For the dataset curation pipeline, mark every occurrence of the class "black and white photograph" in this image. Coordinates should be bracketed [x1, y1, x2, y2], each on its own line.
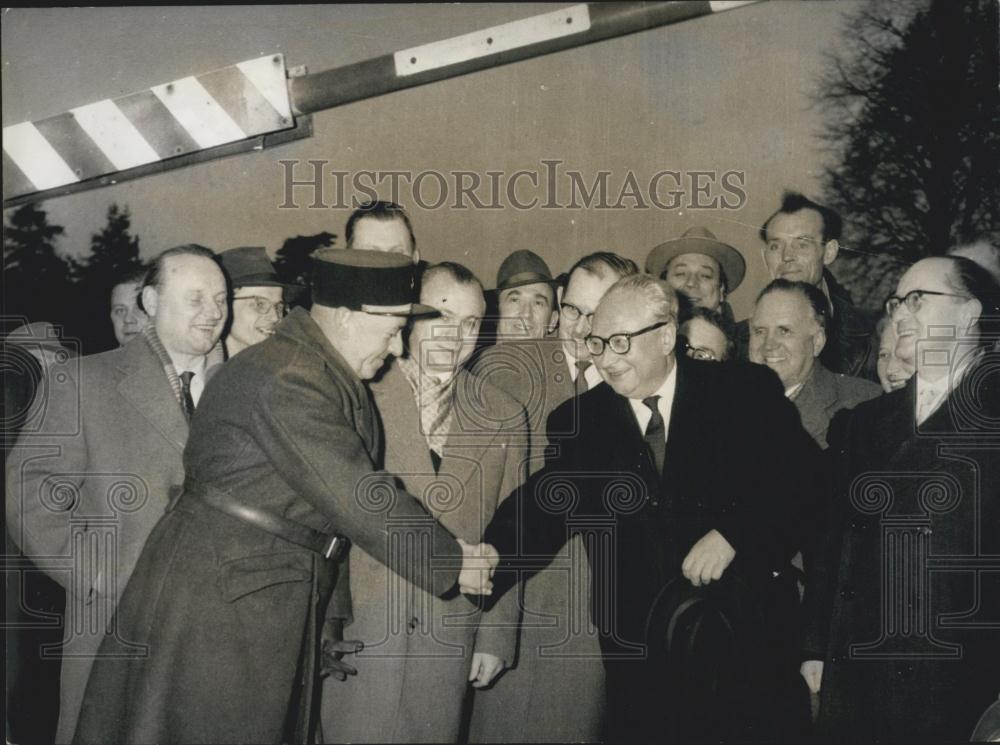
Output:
[3, 2, 999, 743]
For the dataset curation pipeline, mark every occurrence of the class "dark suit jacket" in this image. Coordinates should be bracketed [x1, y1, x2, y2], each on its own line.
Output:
[487, 356, 823, 652]
[802, 358, 1000, 741]
[736, 271, 879, 381]
[792, 362, 882, 448]
[74, 309, 464, 744]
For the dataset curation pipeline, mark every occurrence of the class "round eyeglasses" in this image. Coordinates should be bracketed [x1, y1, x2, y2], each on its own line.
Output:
[234, 296, 288, 317]
[585, 320, 670, 356]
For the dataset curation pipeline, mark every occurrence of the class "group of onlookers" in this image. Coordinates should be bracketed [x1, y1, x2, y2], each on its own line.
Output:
[4, 192, 999, 743]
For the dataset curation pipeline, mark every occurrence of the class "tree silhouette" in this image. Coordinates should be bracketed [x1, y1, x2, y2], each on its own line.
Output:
[273, 231, 337, 308]
[72, 204, 145, 351]
[815, 0, 1000, 267]
[2, 203, 75, 338]
[82, 204, 142, 279]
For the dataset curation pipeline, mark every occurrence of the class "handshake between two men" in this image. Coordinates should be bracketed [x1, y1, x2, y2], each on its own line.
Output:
[456, 528, 737, 596]
[457, 539, 500, 595]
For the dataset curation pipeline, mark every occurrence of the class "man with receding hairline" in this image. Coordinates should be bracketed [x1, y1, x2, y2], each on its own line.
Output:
[7, 244, 229, 744]
[485, 273, 822, 742]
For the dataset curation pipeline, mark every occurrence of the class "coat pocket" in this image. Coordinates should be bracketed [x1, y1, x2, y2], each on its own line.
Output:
[218, 551, 313, 602]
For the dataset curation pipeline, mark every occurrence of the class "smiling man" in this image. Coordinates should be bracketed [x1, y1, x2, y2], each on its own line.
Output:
[801, 254, 1000, 741]
[749, 279, 880, 448]
[493, 249, 559, 340]
[219, 246, 299, 358]
[645, 226, 745, 317]
[485, 273, 822, 742]
[736, 192, 877, 379]
[6, 244, 229, 744]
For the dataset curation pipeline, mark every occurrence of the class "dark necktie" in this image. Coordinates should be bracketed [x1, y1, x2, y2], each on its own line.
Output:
[642, 395, 665, 476]
[179, 371, 196, 421]
[574, 359, 592, 396]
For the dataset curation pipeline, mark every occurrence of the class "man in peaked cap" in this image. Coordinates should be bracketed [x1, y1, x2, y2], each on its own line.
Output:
[218, 246, 301, 357]
[73, 250, 499, 745]
[645, 226, 746, 318]
[494, 249, 560, 340]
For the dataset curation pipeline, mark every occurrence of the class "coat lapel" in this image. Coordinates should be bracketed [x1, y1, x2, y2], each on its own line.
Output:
[115, 339, 189, 452]
[795, 365, 838, 444]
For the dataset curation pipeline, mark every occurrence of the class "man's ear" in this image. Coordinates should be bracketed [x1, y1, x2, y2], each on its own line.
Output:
[141, 286, 158, 318]
[662, 321, 677, 356]
[547, 308, 559, 335]
[556, 284, 565, 306]
[822, 239, 840, 267]
[813, 325, 827, 357]
[962, 298, 983, 337]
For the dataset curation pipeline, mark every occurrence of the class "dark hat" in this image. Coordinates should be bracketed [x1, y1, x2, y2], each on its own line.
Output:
[311, 249, 437, 316]
[644, 574, 765, 701]
[496, 249, 558, 292]
[219, 246, 300, 290]
[645, 227, 747, 292]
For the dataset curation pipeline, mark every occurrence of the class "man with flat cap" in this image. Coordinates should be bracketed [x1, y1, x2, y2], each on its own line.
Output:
[219, 246, 300, 357]
[645, 226, 745, 320]
[73, 250, 498, 745]
[492, 249, 559, 340]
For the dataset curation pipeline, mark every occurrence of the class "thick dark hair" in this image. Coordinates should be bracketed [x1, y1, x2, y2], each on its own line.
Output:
[345, 200, 416, 254]
[756, 278, 831, 331]
[680, 306, 736, 361]
[137, 244, 217, 313]
[945, 255, 1000, 349]
[420, 261, 484, 295]
[759, 191, 843, 244]
[567, 251, 639, 283]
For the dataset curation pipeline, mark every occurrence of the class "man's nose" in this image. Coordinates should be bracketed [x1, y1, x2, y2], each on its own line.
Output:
[388, 331, 404, 357]
[684, 274, 698, 288]
[781, 242, 796, 262]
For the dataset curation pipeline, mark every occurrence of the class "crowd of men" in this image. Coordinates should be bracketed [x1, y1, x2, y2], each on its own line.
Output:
[4, 193, 1000, 744]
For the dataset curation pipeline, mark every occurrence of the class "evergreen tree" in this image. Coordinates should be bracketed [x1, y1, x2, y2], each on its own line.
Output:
[274, 231, 337, 308]
[816, 0, 1000, 263]
[2, 203, 74, 337]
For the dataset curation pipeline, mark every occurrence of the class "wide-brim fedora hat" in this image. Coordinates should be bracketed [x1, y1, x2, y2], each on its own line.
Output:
[311, 248, 438, 317]
[645, 227, 747, 292]
[495, 249, 559, 292]
[644, 573, 765, 698]
[219, 246, 303, 291]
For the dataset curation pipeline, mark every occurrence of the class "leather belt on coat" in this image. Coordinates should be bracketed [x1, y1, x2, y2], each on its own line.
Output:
[177, 481, 347, 561]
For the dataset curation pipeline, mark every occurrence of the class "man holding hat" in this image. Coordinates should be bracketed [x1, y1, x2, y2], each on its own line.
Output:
[219, 246, 300, 357]
[645, 226, 746, 318]
[73, 250, 498, 745]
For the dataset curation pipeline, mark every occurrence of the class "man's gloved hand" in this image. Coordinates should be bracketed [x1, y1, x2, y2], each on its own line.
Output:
[321, 618, 363, 682]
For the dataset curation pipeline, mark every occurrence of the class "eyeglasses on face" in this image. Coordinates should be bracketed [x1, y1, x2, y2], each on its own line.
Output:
[585, 320, 670, 356]
[234, 295, 288, 317]
[560, 302, 594, 324]
[683, 341, 718, 361]
[884, 289, 969, 316]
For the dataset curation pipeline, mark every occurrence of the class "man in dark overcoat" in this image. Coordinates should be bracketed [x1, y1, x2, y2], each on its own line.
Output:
[485, 273, 824, 742]
[72, 250, 497, 744]
[801, 255, 1000, 741]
